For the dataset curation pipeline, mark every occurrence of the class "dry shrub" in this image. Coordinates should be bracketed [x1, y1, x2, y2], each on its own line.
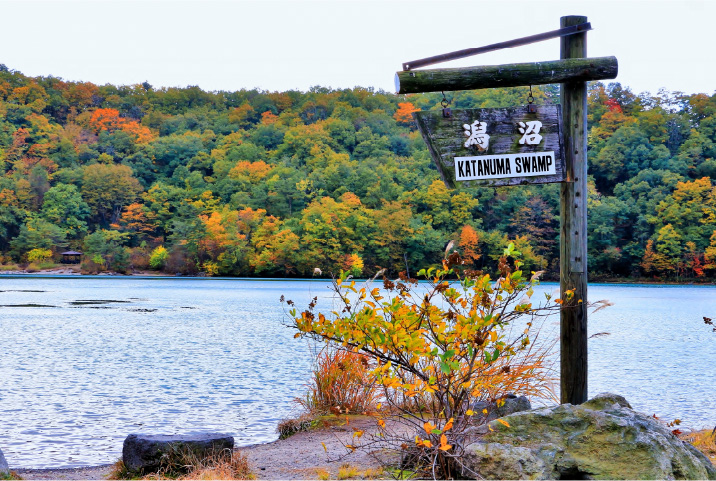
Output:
[27, 260, 56, 271]
[297, 349, 379, 415]
[80, 258, 104, 274]
[164, 246, 198, 275]
[129, 248, 150, 270]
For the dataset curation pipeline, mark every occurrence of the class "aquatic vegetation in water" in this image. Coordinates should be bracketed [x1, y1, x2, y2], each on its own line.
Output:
[0, 304, 56, 308]
[69, 300, 131, 305]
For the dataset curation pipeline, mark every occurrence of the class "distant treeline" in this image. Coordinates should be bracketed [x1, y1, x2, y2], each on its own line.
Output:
[0, 64, 715, 279]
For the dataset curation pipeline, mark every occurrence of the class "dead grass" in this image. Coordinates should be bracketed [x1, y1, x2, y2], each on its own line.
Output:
[337, 463, 359, 480]
[681, 428, 716, 463]
[107, 449, 254, 480]
[0, 471, 23, 480]
[277, 413, 319, 439]
[298, 349, 379, 416]
[315, 468, 331, 480]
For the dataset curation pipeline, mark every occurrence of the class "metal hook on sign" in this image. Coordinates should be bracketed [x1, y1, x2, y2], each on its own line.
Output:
[441, 91, 451, 118]
[527, 86, 537, 113]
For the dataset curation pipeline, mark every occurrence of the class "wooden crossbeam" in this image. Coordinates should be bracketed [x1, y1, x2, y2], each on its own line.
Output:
[395, 56, 617, 94]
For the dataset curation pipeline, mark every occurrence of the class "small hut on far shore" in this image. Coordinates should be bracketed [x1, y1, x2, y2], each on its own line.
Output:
[60, 251, 83, 264]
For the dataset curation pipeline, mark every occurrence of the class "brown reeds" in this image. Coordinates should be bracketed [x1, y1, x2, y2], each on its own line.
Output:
[297, 349, 379, 415]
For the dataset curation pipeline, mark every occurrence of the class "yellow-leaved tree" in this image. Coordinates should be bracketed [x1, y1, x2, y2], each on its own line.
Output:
[285, 244, 566, 478]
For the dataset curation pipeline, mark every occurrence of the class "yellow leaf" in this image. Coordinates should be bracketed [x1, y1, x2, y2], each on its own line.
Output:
[439, 434, 451, 451]
[482, 408, 488, 415]
[424, 422, 436, 434]
[497, 419, 510, 428]
[466, 410, 474, 416]
[422, 440, 432, 448]
[353, 429, 364, 438]
[322, 442, 327, 452]
[377, 419, 385, 428]
[376, 403, 382, 410]
[443, 418, 454, 432]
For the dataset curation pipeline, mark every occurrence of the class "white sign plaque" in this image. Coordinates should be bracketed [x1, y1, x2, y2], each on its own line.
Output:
[454, 151, 556, 181]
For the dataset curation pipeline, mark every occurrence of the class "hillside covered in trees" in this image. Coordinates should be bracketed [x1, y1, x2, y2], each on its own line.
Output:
[1, 64, 715, 280]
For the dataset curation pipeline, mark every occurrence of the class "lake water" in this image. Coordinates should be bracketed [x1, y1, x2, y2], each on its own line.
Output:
[0, 276, 714, 469]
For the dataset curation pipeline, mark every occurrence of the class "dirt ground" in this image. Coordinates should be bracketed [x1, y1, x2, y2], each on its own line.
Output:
[13, 417, 394, 480]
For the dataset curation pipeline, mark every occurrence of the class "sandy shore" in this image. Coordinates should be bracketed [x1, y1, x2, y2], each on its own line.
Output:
[13, 417, 389, 480]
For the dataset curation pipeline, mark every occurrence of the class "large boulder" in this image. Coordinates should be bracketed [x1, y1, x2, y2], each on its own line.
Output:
[462, 393, 716, 480]
[122, 433, 234, 474]
[472, 394, 532, 423]
[0, 447, 8, 476]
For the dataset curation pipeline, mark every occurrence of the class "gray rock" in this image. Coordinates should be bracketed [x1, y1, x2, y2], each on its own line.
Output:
[122, 432, 234, 474]
[0, 446, 8, 475]
[462, 393, 716, 480]
[471, 394, 532, 424]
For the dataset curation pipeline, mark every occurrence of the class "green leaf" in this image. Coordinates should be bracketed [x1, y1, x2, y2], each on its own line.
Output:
[440, 361, 451, 374]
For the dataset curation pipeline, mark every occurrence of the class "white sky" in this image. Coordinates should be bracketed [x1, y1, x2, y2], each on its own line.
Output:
[0, 0, 713, 97]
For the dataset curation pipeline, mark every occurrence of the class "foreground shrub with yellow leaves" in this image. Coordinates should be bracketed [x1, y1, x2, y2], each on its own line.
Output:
[285, 244, 563, 479]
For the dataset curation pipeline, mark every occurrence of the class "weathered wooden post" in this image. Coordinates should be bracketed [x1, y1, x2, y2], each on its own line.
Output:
[560, 15, 589, 405]
[395, 15, 614, 405]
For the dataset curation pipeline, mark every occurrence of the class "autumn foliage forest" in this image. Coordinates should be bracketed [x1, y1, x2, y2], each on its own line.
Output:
[1, 64, 715, 280]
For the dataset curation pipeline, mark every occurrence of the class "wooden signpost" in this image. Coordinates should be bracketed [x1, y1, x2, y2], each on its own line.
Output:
[413, 104, 566, 188]
[397, 16, 617, 405]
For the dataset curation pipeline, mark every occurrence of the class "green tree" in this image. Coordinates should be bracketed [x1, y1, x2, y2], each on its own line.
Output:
[40, 184, 90, 238]
[83, 229, 130, 272]
[9, 217, 67, 260]
[81, 163, 143, 226]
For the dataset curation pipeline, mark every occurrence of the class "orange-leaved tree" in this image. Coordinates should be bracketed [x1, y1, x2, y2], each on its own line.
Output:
[394, 102, 420, 124]
[286, 244, 563, 479]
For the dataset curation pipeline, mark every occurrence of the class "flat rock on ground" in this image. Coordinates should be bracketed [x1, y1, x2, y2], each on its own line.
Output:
[15, 417, 389, 480]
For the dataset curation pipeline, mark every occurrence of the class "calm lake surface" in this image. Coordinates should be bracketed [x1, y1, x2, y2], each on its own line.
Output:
[0, 276, 714, 468]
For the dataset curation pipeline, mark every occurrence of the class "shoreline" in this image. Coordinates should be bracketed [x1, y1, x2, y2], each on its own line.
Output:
[2, 266, 716, 286]
[10, 417, 387, 480]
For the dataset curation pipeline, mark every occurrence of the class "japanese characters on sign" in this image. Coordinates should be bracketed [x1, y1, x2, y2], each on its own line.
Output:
[413, 105, 565, 188]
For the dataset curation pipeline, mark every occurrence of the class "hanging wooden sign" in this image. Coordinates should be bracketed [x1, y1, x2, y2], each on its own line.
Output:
[414, 104, 566, 189]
